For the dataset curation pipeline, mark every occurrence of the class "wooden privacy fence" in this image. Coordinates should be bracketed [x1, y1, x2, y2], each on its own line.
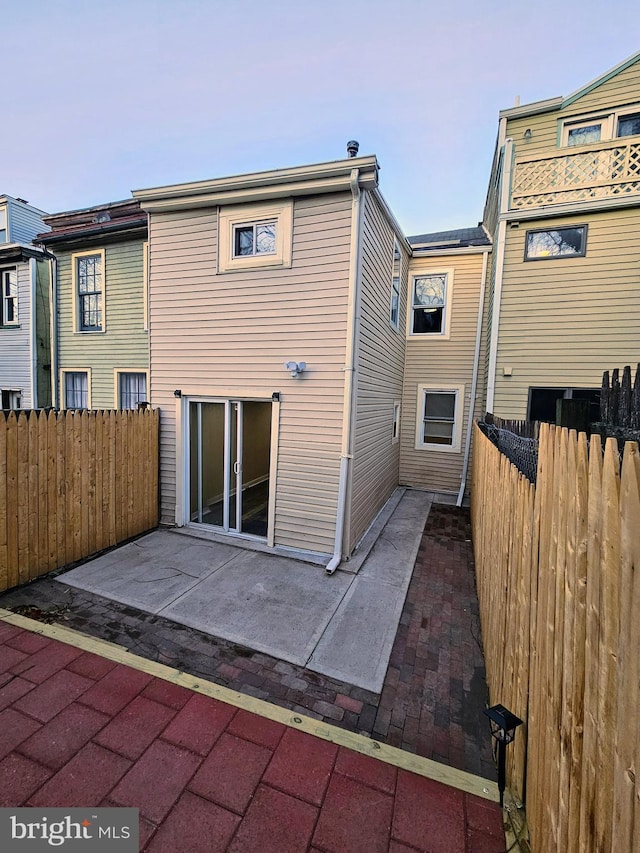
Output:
[471, 421, 640, 852]
[0, 408, 159, 593]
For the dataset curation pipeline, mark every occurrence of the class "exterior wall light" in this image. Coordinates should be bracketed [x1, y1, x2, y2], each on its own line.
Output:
[284, 361, 306, 378]
[483, 703, 523, 806]
[523, 128, 532, 139]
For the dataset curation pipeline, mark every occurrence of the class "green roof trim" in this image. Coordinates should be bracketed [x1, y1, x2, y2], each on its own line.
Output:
[562, 50, 640, 109]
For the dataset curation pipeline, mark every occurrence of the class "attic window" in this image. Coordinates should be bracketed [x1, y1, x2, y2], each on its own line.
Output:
[218, 200, 293, 273]
[233, 221, 277, 257]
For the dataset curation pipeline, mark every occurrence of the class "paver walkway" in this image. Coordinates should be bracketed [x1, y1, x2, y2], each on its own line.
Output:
[0, 620, 505, 852]
[0, 505, 495, 780]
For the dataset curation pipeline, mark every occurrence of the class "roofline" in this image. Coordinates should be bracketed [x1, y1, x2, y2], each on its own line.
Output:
[0, 242, 48, 260]
[44, 198, 138, 223]
[410, 245, 492, 257]
[371, 187, 411, 252]
[562, 50, 640, 108]
[499, 97, 563, 120]
[133, 155, 379, 211]
[0, 195, 48, 217]
[37, 219, 148, 246]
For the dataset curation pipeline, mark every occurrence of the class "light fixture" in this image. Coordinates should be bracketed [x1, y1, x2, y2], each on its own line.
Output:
[523, 128, 532, 140]
[284, 361, 306, 378]
[483, 704, 523, 806]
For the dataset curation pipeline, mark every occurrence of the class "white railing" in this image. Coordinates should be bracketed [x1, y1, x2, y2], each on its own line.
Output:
[511, 139, 640, 208]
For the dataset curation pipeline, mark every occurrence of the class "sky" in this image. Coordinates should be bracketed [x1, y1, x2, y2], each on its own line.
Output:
[3, 0, 639, 235]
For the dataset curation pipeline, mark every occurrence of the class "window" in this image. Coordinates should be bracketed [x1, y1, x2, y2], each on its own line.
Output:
[410, 270, 453, 336]
[1, 268, 18, 325]
[0, 208, 6, 243]
[233, 221, 276, 257]
[525, 226, 587, 260]
[617, 112, 640, 138]
[392, 401, 401, 443]
[390, 240, 401, 330]
[560, 105, 640, 147]
[1, 390, 21, 410]
[415, 385, 464, 452]
[117, 372, 147, 410]
[73, 250, 105, 332]
[63, 371, 89, 409]
[218, 200, 293, 273]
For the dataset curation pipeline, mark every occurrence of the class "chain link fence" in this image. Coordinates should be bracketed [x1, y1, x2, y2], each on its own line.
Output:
[478, 421, 539, 484]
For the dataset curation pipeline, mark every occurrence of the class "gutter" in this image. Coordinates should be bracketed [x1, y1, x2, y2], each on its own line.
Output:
[326, 168, 364, 575]
[29, 258, 38, 408]
[457, 248, 490, 507]
[49, 254, 58, 408]
[486, 137, 514, 412]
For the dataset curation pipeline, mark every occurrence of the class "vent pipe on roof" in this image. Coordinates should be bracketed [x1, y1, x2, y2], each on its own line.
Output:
[346, 140, 359, 158]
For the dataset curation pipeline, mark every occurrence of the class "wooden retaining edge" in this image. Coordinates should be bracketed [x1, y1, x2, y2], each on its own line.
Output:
[0, 608, 499, 803]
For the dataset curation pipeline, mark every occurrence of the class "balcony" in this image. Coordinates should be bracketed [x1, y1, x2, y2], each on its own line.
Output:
[511, 138, 640, 209]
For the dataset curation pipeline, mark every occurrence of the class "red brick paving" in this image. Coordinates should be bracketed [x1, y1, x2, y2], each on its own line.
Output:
[0, 623, 505, 851]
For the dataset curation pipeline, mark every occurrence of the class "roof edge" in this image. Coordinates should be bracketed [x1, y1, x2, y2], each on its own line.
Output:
[562, 50, 640, 109]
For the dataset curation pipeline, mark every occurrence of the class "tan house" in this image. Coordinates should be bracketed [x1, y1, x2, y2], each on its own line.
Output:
[400, 227, 491, 504]
[482, 50, 640, 421]
[133, 152, 411, 565]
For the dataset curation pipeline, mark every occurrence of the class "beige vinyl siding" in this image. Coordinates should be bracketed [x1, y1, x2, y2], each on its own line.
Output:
[57, 240, 149, 408]
[348, 192, 407, 553]
[0, 261, 33, 406]
[492, 208, 640, 419]
[507, 58, 640, 167]
[400, 252, 488, 497]
[149, 193, 353, 554]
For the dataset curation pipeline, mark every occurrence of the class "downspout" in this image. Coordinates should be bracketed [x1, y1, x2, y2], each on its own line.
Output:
[326, 167, 363, 574]
[485, 137, 514, 412]
[457, 248, 489, 507]
[48, 254, 58, 408]
[29, 257, 38, 408]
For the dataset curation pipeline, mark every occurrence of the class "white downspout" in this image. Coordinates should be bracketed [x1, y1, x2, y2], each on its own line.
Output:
[326, 168, 363, 574]
[486, 137, 514, 412]
[457, 249, 489, 507]
[49, 255, 58, 408]
[29, 257, 38, 409]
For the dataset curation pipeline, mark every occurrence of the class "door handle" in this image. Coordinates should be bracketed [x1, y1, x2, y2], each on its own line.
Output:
[233, 461, 240, 475]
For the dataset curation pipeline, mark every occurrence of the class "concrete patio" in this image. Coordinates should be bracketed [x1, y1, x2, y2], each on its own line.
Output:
[55, 489, 432, 694]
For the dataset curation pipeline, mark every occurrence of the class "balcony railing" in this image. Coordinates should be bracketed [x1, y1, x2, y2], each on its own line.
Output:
[511, 138, 640, 209]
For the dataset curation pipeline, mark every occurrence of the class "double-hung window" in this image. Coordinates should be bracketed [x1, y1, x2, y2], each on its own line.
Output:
[64, 371, 89, 409]
[415, 385, 464, 452]
[117, 372, 147, 410]
[410, 269, 453, 337]
[1, 268, 18, 325]
[73, 250, 105, 332]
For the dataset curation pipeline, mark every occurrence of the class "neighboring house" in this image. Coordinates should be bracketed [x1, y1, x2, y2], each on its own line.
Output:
[0, 195, 51, 410]
[133, 153, 411, 562]
[37, 200, 149, 411]
[400, 227, 491, 503]
[482, 49, 640, 421]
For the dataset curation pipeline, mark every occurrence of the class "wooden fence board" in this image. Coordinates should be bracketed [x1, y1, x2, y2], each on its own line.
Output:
[0, 409, 159, 593]
[472, 422, 640, 853]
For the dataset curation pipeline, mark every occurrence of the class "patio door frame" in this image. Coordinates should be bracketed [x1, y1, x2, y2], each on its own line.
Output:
[177, 392, 279, 546]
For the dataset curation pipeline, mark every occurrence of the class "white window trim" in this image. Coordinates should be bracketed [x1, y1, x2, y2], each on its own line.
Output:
[392, 401, 401, 444]
[559, 103, 640, 147]
[390, 238, 401, 331]
[60, 368, 92, 410]
[407, 266, 454, 340]
[1, 267, 18, 326]
[72, 249, 106, 334]
[218, 200, 293, 273]
[414, 384, 465, 453]
[114, 369, 149, 409]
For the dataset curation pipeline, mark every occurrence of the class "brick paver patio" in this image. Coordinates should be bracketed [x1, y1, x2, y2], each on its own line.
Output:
[0, 620, 504, 852]
[0, 505, 495, 782]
